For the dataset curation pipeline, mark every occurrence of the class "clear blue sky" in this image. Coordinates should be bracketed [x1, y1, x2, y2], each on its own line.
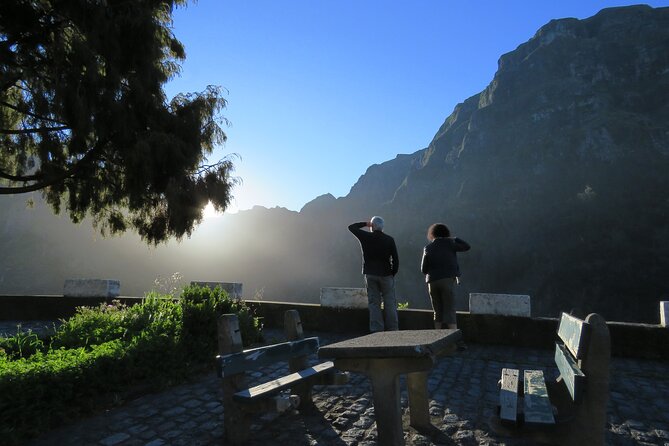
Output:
[165, 0, 668, 213]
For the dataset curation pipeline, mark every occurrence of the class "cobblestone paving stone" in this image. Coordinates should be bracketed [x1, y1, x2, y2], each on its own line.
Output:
[18, 329, 669, 446]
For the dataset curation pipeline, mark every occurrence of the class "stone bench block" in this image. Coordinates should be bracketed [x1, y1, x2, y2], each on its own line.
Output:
[63, 279, 120, 298]
[661, 301, 668, 327]
[469, 293, 531, 317]
[191, 281, 242, 299]
[320, 287, 368, 309]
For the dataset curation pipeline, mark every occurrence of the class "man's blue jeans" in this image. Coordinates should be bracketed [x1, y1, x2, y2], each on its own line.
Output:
[365, 274, 399, 332]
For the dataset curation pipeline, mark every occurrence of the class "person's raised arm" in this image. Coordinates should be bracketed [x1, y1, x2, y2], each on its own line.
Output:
[348, 221, 369, 236]
[453, 237, 471, 252]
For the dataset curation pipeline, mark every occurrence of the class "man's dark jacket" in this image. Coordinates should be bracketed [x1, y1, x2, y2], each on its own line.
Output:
[348, 222, 399, 277]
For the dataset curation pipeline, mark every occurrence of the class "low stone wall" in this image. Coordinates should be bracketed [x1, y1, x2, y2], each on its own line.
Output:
[2, 295, 667, 360]
[244, 300, 669, 360]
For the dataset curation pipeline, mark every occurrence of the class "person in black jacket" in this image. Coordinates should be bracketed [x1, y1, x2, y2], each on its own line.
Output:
[348, 216, 399, 332]
[421, 223, 470, 330]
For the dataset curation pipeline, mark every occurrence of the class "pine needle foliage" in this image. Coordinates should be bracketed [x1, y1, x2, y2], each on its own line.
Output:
[0, 0, 236, 243]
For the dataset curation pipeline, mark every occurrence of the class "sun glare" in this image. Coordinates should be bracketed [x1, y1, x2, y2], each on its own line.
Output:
[202, 201, 223, 219]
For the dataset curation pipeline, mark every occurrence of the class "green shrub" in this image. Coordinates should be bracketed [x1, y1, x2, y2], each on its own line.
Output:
[0, 285, 261, 445]
[180, 285, 262, 362]
[0, 328, 45, 359]
[0, 340, 127, 441]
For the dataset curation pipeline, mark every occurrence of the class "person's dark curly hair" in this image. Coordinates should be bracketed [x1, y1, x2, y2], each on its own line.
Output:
[427, 223, 451, 239]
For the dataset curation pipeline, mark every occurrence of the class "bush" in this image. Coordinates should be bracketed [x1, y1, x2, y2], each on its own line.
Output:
[0, 285, 261, 445]
[0, 328, 45, 359]
[180, 285, 262, 362]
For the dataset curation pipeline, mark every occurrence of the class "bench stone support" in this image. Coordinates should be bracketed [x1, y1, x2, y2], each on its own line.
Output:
[284, 310, 313, 408]
[63, 279, 120, 298]
[217, 315, 249, 445]
[561, 313, 610, 446]
[469, 293, 531, 317]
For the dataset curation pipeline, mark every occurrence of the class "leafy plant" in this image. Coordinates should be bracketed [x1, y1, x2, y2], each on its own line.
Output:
[0, 285, 261, 445]
[0, 327, 45, 359]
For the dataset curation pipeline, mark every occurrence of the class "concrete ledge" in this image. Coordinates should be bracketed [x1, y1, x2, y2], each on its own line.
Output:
[190, 281, 242, 299]
[320, 287, 367, 309]
[608, 320, 669, 359]
[469, 293, 531, 317]
[63, 279, 120, 298]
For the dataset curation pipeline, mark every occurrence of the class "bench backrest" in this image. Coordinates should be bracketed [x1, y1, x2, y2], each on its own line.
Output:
[554, 313, 592, 402]
[557, 312, 591, 359]
[217, 336, 319, 377]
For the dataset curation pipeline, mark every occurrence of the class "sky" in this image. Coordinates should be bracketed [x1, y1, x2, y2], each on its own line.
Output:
[164, 0, 669, 214]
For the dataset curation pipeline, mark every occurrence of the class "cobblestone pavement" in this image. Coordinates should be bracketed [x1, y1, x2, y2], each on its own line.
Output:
[20, 329, 669, 446]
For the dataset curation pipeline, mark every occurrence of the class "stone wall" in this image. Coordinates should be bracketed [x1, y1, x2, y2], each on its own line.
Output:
[244, 300, 669, 360]
[1, 295, 667, 360]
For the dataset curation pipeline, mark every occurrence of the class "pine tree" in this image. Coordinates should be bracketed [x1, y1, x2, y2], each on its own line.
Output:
[0, 0, 235, 243]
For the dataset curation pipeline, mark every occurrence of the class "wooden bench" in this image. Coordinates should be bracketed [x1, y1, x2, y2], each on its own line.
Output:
[217, 310, 347, 444]
[491, 312, 611, 446]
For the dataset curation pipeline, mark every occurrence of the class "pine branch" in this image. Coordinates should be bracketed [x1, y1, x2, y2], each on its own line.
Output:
[0, 125, 69, 135]
[0, 100, 67, 125]
[0, 169, 42, 182]
[0, 175, 66, 194]
[0, 142, 103, 195]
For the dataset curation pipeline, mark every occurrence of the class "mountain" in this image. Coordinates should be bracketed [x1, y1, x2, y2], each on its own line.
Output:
[1, 5, 668, 322]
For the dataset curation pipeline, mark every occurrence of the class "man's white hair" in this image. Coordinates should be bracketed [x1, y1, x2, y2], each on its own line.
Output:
[370, 216, 384, 231]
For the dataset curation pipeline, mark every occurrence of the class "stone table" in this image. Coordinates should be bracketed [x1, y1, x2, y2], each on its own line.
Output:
[318, 329, 461, 446]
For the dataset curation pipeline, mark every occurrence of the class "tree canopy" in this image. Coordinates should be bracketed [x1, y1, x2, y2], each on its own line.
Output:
[0, 0, 236, 243]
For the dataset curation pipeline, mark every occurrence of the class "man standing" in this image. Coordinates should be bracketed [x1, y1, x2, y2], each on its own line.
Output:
[348, 216, 399, 332]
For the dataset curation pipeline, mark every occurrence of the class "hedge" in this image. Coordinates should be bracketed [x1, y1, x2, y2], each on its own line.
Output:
[0, 285, 262, 445]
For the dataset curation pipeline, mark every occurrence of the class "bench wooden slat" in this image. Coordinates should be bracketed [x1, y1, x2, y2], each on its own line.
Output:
[557, 312, 591, 359]
[499, 368, 519, 423]
[233, 361, 335, 402]
[218, 337, 320, 377]
[554, 342, 586, 402]
[523, 370, 556, 425]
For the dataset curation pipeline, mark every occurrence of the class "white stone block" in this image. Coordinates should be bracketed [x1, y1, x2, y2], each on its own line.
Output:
[320, 287, 368, 309]
[661, 301, 669, 327]
[63, 279, 120, 298]
[191, 281, 242, 299]
[469, 293, 531, 317]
